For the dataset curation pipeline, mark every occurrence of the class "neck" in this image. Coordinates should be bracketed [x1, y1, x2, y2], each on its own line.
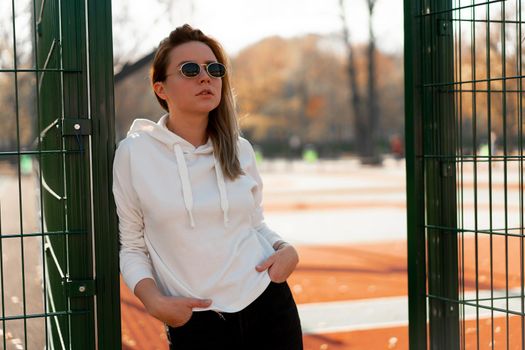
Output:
[166, 112, 208, 147]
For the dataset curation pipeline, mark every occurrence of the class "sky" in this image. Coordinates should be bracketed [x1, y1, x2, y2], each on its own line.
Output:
[112, 0, 404, 61]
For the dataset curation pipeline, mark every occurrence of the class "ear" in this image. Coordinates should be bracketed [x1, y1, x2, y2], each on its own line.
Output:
[153, 81, 168, 101]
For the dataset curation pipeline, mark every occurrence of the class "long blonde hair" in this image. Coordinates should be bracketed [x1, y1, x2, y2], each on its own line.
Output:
[150, 24, 243, 180]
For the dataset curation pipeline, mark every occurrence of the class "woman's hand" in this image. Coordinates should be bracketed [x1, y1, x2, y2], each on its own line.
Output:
[134, 278, 212, 328]
[146, 295, 212, 328]
[255, 244, 299, 283]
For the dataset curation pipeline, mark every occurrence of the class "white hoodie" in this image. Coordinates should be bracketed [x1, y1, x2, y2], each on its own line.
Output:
[113, 114, 283, 312]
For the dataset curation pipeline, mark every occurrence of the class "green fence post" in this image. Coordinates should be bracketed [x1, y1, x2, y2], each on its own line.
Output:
[36, 0, 80, 346]
[406, 0, 460, 348]
[37, 0, 120, 348]
[87, 0, 122, 348]
[407, 0, 525, 348]
[59, 0, 96, 348]
[424, 1, 460, 349]
[404, 0, 428, 348]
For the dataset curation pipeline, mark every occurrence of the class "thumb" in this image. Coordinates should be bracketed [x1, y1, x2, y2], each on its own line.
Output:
[187, 298, 213, 308]
[256, 255, 275, 272]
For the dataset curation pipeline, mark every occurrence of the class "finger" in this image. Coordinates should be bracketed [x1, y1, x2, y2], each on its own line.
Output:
[256, 255, 275, 272]
[187, 298, 213, 308]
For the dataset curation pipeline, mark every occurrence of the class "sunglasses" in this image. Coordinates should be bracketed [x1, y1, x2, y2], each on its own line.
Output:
[173, 62, 227, 79]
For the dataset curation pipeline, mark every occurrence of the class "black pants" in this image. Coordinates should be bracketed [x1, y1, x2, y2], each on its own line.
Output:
[167, 281, 303, 350]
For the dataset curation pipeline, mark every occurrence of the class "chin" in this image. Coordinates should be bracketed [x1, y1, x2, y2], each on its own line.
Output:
[201, 102, 221, 113]
[191, 107, 219, 116]
[181, 100, 220, 115]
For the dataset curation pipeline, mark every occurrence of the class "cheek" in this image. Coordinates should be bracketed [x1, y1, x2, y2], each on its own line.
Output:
[174, 82, 188, 95]
[168, 83, 189, 102]
[214, 80, 223, 103]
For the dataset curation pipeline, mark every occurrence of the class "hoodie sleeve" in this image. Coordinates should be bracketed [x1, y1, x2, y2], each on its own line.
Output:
[113, 140, 155, 293]
[241, 139, 284, 247]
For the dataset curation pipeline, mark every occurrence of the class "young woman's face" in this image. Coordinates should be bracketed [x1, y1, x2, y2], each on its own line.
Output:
[154, 41, 222, 116]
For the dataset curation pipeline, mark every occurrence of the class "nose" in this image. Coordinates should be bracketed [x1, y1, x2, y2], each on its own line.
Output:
[198, 65, 211, 83]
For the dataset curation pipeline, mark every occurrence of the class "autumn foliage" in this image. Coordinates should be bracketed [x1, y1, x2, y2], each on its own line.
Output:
[114, 33, 404, 156]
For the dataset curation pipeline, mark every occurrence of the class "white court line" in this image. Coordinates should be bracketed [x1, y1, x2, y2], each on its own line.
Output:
[0, 175, 8, 198]
[298, 288, 524, 335]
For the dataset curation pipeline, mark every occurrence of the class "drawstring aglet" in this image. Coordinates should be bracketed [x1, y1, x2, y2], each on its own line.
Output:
[188, 211, 196, 228]
[223, 212, 229, 228]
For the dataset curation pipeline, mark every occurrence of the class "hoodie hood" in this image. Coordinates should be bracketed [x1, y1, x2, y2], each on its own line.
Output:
[128, 114, 229, 228]
[128, 114, 214, 154]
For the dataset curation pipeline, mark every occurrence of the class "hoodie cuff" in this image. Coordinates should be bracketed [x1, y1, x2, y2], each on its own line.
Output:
[123, 267, 156, 294]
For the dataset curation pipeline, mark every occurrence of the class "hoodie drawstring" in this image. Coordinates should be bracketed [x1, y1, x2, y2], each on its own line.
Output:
[213, 155, 230, 227]
[173, 144, 230, 228]
[174, 144, 196, 228]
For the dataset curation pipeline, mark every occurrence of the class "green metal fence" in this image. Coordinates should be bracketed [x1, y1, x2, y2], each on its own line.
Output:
[406, 0, 525, 349]
[0, 0, 120, 348]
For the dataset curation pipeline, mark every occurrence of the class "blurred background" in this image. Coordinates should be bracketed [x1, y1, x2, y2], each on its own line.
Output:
[0, 0, 408, 349]
[111, 1, 409, 349]
[1, 0, 524, 349]
[112, 0, 405, 164]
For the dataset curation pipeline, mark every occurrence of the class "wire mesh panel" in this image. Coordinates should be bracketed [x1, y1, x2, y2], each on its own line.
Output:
[406, 0, 525, 349]
[0, 0, 119, 349]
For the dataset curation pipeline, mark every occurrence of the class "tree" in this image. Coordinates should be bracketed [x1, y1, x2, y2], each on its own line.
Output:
[339, 0, 366, 157]
[364, 0, 382, 164]
[0, 0, 37, 151]
[112, 0, 194, 71]
[339, 0, 382, 164]
[455, 6, 523, 153]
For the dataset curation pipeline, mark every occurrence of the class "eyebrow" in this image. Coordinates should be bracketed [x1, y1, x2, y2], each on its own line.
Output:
[176, 60, 217, 66]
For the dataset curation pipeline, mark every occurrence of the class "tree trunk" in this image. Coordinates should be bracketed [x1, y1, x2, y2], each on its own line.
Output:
[339, 0, 366, 157]
[364, 0, 382, 165]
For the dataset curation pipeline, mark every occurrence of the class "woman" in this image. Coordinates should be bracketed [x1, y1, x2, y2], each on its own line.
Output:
[113, 24, 303, 349]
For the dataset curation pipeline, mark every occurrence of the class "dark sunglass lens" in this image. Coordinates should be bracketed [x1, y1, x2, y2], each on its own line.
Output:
[181, 63, 200, 77]
[207, 63, 226, 78]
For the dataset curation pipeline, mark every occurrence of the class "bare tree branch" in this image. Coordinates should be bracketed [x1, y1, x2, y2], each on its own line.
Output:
[112, 0, 194, 72]
[339, 0, 366, 156]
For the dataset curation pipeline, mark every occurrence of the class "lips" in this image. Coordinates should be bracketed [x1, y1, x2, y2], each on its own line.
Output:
[196, 89, 213, 96]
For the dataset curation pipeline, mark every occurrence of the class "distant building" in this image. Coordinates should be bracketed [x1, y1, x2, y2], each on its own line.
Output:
[114, 51, 164, 141]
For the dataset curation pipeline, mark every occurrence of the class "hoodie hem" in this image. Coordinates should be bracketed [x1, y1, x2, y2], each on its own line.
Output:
[192, 272, 272, 313]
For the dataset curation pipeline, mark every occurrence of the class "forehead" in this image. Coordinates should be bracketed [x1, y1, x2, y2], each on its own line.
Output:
[168, 41, 218, 67]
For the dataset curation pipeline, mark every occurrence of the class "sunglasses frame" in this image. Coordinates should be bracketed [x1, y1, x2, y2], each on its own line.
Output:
[166, 61, 226, 79]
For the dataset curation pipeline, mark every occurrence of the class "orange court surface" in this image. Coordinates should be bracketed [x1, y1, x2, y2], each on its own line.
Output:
[120, 240, 524, 349]
[121, 242, 410, 350]
[120, 159, 524, 349]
